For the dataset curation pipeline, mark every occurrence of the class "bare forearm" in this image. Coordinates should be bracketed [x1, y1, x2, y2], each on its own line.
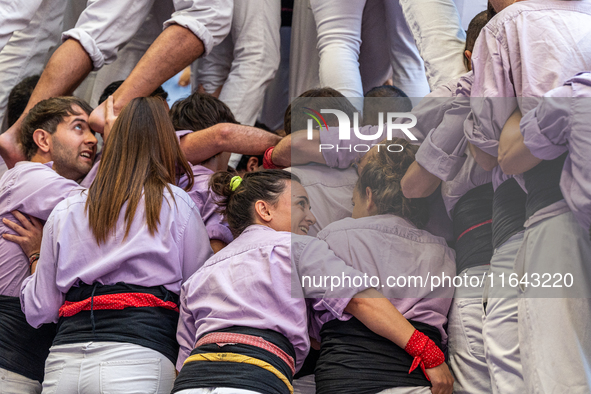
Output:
[273, 130, 326, 167]
[113, 25, 204, 111]
[498, 109, 541, 174]
[401, 161, 442, 199]
[344, 289, 416, 349]
[180, 124, 281, 164]
[19, 39, 92, 127]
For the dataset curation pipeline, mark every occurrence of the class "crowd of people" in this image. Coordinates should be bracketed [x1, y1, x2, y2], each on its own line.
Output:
[0, 0, 590, 394]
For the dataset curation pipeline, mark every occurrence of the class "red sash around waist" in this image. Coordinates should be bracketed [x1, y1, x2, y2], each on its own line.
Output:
[58, 292, 179, 318]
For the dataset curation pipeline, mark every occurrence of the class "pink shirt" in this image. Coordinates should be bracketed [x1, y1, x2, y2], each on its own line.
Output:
[20, 186, 213, 328]
[0, 162, 82, 297]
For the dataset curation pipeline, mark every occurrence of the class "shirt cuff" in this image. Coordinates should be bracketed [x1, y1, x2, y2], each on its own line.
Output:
[416, 134, 467, 182]
[206, 223, 233, 244]
[521, 111, 568, 160]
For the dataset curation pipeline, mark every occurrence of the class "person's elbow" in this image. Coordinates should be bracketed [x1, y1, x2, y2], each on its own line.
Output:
[470, 143, 498, 171]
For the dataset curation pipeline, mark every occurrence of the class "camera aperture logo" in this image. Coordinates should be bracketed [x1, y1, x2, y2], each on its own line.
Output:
[305, 109, 418, 153]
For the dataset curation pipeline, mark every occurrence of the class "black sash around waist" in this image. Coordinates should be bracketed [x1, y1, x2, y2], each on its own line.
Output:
[524, 153, 567, 221]
[172, 326, 296, 394]
[55, 283, 179, 365]
[453, 183, 494, 274]
[492, 178, 527, 249]
[0, 295, 56, 383]
[315, 317, 441, 394]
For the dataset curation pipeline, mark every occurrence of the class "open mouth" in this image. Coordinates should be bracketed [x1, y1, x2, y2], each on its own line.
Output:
[299, 226, 309, 235]
[80, 151, 93, 161]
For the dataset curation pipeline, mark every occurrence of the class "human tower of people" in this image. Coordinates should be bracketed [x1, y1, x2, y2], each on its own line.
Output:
[0, 0, 590, 394]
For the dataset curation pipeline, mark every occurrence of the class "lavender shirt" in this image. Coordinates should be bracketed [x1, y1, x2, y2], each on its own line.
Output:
[416, 72, 493, 217]
[176, 225, 371, 371]
[311, 215, 455, 344]
[0, 162, 82, 297]
[175, 130, 233, 244]
[20, 186, 213, 328]
[520, 72, 591, 231]
[467, 0, 591, 189]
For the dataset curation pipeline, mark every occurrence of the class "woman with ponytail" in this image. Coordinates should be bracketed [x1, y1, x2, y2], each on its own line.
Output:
[20, 97, 213, 393]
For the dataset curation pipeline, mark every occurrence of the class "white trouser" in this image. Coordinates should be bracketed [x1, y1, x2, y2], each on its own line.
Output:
[482, 231, 526, 394]
[0, 0, 69, 130]
[193, 0, 281, 127]
[258, 26, 291, 131]
[447, 264, 492, 394]
[0, 0, 44, 53]
[377, 388, 431, 394]
[41, 342, 175, 394]
[288, 0, 394, 101]
[310, 0, 430, 112]
[514, 211, 591, 394]
[398, 0, 467, 90]
[293, 374, 316, 394]
[73, 0, 174, 106]
[0, 367, 41, 394]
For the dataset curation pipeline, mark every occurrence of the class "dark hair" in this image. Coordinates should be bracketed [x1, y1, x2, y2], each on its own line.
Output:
[7, 75, 40, 127]
[284, 87, 357, 135]
[209, 169, 300, 237]
[86, 97, 193, 244]
[20, 96, 93, 160]
[169, 91, 239, 132]
[362, 85, 412, 127]
[236, 122, 275, 171]
[487, 1, 497, 19]
[464, 10, 490, 70]
[356, 138, 429, 228]
[98, 80, 168, 105]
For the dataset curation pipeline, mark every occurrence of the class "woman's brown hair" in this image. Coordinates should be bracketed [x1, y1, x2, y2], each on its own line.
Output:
[85, 97, 194, 244]
[356, 138, 429, 228]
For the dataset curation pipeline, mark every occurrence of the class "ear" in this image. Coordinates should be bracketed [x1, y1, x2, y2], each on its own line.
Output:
[33, 129, 52, 154]
[247, 156, 259, 172]
[365, 186, 376, 211]
[254, 200, 273, 223]
[464, 50, 472, 68]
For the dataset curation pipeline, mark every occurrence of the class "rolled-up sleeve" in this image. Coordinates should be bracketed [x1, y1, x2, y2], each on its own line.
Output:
[416, 96, 471, 181]
[63, 0, 155, 70]
[520, 95, 572, 161]
[166, 0, 233, 56]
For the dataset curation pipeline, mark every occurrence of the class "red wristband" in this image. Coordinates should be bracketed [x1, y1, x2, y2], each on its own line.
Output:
[404, 329, 445, 381]
[263, 146, 282, 169]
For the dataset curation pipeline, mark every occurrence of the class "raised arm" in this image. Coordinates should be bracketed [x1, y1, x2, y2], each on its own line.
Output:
[179, 123, 281, 165]
[401, 161, 441, 199]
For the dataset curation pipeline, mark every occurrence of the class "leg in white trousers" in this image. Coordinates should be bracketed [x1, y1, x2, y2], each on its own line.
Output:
[515, 211, 591, 394]
[194, 0, 281, 127]
[0, 367, 41, 394]
[41, 342, 175, 394]
[482, 231, 526, 394]
[447, 264, 492, 394]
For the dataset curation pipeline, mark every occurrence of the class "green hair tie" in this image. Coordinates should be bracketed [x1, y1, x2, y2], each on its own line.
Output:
[230, 176, 243, 191]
